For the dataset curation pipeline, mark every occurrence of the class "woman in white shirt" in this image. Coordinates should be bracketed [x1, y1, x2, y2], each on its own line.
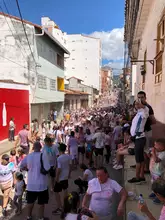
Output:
[74, 164, 93, 194]
[0, 154, 15, 216]
[82, 167, 127, 220]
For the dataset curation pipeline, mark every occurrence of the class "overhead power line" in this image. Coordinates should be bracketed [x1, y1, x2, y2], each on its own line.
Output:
[15, 0, 36, 64]
[0, 4, 27, 60]
[2, 0, 29, 58]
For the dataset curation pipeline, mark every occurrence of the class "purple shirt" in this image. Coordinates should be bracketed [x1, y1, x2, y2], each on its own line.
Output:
[18, 129, 29, 147]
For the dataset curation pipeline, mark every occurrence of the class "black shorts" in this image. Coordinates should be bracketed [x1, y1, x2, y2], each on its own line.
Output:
[135, 137, 146, 163]
[78, 146, 85, 154]
[94, 148, 104, 156]
[49, 166, 56, 178]
[54, 180, 68, 192]
[26, 189, 49, 205]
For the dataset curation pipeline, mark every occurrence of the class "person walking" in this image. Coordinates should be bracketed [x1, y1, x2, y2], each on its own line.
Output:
[53, 143, 72, 215]
[15, 124, 32, 155]
[20, 142, 50, 220]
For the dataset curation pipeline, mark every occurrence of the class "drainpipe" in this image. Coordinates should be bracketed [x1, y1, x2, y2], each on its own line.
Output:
[35, 28, 45, 36]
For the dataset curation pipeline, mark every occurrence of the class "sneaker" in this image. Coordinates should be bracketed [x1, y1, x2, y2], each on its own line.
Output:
[149, 192, 156, 199]
[2, 208, 7, 217]
[153, 197, 161, 205]
[52, 208, 62, 215]
[128, 177, 141, 183]
[113, 164, 118, 169]
[130, 165, 136, 168]
[139, 177, 146, 183]
[114, 165, 123, 170]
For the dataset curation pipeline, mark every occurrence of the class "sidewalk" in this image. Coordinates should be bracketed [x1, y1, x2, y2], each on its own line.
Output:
[124, 155, 162, 219]
[0, 140, 15, 155]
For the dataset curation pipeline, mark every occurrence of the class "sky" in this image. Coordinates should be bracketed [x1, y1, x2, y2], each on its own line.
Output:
[1, 0, 125, 73]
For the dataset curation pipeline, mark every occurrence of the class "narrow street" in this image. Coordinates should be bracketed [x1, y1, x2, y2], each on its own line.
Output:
[1, 163, 123, 220]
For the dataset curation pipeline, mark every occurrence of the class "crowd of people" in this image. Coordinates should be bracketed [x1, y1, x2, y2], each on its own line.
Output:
[0, 90, 165, 220]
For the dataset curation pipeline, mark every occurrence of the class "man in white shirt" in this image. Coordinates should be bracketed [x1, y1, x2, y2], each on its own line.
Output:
[53, 143, 72, 215]
[20, 142, 50, 220]
[9, 117, 15, 142]
[128, 99, 149, 184]
[93, 128, 105, 168]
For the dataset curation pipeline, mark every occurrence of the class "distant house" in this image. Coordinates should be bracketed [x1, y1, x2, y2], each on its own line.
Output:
[65, 77, 99, 109]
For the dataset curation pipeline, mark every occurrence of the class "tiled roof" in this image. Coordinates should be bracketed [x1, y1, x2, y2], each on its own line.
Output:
[67, 76, 83, 82]
[64, 89, 88, 95]
[0, 80, 29, 85]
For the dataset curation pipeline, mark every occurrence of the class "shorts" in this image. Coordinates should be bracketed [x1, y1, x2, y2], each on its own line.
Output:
[49, 166, 56, 178]
[78, 146, 85, 154]
[54, 180, 68, 192]
[20, 145, 30, 155]
[26, 189, 49, 205]
[94, 148, 104, 156]
[134, 137, 146, 163]
[0, 180, 13, 197]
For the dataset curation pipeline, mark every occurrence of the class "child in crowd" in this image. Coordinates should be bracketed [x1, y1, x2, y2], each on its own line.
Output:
[149, 138, 165, 204]
[61, 191, 97, 220]
[13, 172, 26, 215]
[74, 164, 93, 194]
[17, 148, 26, 166]
[10, 149, 17, 169]
[128, 179, 165, 220]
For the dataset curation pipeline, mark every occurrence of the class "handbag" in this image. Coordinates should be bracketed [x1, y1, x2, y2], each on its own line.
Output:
[40, 153, 49, 175]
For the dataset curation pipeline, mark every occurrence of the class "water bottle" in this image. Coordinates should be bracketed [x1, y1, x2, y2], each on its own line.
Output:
[139, 194, 145, 204]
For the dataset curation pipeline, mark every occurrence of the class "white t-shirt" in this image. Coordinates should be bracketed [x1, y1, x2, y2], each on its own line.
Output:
[0, 162, 15, 183]
[150, 151, 165, 176]
[65, 213, 88, 220]
[42, 144, 59, 167]
[85, 134, 94, 142]
[20, 152, 50, 192]
[9, 120, 15, 130]
[87, 178, 122, 217]
[15, 180, 24, 196]
[55, 130, 62, 143]
[93, 132, 105, 149]
[113, 126, 122, 141]
[84, 169, 93, 182]
[57, 154, 72, 181]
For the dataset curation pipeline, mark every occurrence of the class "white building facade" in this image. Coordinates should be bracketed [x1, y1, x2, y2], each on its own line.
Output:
[65, 34, 101, 90]
[0, 13, 69, 122]
[125, 0, 165, 123]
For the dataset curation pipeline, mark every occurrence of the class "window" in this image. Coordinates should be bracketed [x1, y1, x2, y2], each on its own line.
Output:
[50, 79, 56, 91]
[57, 54, 64, 69]
[155, 53, 162, 84]
[155, 13, 165, 84]
[38, 75, 47, 89]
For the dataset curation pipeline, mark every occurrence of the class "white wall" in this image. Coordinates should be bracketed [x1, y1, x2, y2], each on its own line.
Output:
[0, 15, 65, 105]
[65, 34, 101, 89]
[135, 0, 165, 122]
